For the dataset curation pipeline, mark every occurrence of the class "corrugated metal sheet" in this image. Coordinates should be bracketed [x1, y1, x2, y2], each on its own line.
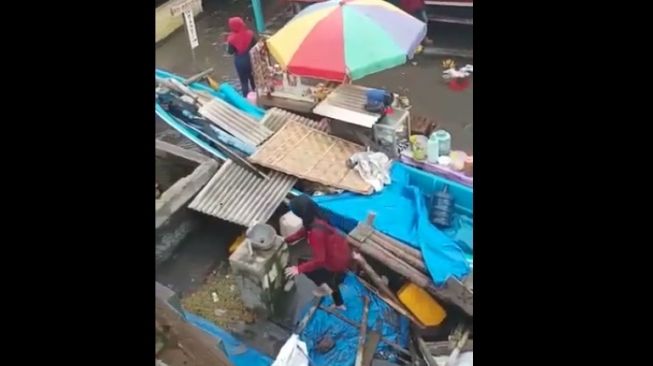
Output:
[313, 84, 382, 128]
[188, 160, 296, 227]
[260, 107, 329, 133]
[199, 98, 273, 147]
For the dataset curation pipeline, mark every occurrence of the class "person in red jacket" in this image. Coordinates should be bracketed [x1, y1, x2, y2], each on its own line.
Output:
[283, 195, 352, 310]
[399, 0, 433, 44]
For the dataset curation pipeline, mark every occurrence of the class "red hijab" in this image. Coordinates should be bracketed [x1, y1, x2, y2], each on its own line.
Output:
[227, 17, 254, 55]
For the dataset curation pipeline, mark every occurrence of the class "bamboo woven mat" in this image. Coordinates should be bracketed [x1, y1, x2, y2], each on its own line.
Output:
[249, 120, 373, 194]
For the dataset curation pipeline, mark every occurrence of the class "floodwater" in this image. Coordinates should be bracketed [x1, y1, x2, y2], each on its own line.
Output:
[155, 0, 473, 152]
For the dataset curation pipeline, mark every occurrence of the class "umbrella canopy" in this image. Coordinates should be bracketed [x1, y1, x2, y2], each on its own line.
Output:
[266, 0, 427, 81]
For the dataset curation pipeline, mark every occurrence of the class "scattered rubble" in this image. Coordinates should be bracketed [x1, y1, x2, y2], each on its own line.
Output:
[181, 263, 256, 329]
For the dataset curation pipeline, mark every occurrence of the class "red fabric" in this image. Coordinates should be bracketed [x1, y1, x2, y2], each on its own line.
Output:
[448, 78, 470, 92]
[227, 17, 254, 55]
[287, 9, 346, 81]
[285, 219, 352, 273]
[400, 0, 425, 14]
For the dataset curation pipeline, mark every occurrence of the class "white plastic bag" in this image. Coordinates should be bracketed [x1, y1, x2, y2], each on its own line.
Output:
[272, 334, 309, 366]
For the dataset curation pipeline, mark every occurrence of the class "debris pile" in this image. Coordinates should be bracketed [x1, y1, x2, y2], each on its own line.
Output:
[181, 263, 256, 329]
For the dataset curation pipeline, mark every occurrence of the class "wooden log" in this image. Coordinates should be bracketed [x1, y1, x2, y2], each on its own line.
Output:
[348, 236, 434, 290]
[356, 276, 426, 329]
[371, 231, 424, 262]
[183, 68, 215, 85]
[362, 319, 382, 366]
[318, 305, 411, 358]
[368, 238, 427, 274]
[355, 296, 370, 366]
[353, 252, 401, 304]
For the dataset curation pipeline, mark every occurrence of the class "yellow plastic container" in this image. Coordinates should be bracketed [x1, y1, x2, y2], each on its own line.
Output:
[228, 233, 246, 254]
[397, 282, 447, 326]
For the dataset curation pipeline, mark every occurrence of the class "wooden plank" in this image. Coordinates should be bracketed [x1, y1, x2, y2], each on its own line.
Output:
[355, 296, 370, 366]
[183, 68, 214, 85]
[362, 320, 381, 366]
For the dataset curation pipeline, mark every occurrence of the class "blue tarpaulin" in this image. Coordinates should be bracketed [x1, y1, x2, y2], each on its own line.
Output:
[155, 68, 266, 120]
[314, 163, 472, 284]
[299, 273, 409, 366]
[184, 312, 273, 366]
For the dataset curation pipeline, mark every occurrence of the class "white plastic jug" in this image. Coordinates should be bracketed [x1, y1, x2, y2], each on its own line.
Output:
[280, 211, 303, 238]
[427, 133, 440, 163]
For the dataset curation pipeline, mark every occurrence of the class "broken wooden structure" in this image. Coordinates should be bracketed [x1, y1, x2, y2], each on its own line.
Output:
[347, 212, 473, 317]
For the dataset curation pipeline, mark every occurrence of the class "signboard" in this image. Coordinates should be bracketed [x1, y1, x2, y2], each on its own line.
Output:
[169, 0, 201, 16]
[183, 7, 199, 50]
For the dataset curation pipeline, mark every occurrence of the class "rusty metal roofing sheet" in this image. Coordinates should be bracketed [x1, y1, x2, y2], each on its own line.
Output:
[198, 98, 273, 147]
[312, 84, 382, 128]
[261, 107, 329, 133]
[188, 159, 296, 226]
[249, 120, 373, 194]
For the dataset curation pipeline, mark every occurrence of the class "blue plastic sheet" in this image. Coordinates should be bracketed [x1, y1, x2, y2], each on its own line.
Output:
[314, 163, 472, 284]
[155, 68, 265, 120]
[299, 273, 409, 366]
[184, 311, 273, 366]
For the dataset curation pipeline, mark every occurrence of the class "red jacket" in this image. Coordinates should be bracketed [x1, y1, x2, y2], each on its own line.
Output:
[400, 0, 425, 14]
[285, 219, 352, 273]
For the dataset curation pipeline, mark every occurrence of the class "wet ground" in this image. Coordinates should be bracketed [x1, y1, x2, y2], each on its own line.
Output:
[155, 0, 473, 152]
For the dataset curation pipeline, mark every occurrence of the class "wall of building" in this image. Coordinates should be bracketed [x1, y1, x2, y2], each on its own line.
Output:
[156, 1, 203, 44]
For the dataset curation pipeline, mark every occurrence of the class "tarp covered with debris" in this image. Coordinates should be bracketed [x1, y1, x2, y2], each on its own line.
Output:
[314, 163, 472, 284]
[298, 273, 409, 366]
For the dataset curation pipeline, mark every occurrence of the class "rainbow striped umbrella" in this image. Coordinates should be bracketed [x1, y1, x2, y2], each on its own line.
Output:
[266, 0, 427, 81]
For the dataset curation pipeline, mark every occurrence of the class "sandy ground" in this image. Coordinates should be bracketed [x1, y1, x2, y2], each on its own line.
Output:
[155, 0, 473, 152]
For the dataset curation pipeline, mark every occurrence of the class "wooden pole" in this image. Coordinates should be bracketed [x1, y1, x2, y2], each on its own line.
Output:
[355, 296, 370, 366]
[370, 233, 427, 272]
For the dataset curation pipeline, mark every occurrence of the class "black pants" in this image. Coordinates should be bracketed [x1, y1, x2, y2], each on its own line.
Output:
[299, 258, 346, 306]
[234, 54, 255, 97]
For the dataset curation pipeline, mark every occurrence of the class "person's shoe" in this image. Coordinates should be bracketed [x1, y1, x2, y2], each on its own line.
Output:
[329, 304, 347, 311]
[312, 283, 333, 297]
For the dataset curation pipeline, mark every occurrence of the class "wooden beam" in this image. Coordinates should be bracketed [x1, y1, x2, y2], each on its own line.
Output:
[355, 296, 370, 366]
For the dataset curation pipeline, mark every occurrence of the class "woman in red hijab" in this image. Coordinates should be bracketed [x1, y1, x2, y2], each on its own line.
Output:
[283, 195, 352, 311]
[227, 17, 256, 97]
